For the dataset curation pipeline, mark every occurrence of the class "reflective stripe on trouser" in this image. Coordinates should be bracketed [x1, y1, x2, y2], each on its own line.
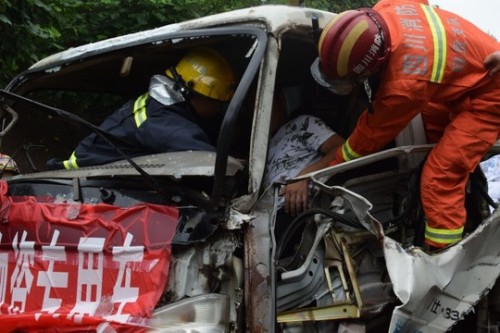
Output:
[133, 93, 149, 127]
[341, 139, 362, 162]
[421, 83, 500, 248]
[425, 222, 463, 247]
[63, 151, 79, 170]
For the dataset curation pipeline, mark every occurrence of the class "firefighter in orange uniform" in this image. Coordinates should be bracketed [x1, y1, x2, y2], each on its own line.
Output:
[310, 0, 500, 250]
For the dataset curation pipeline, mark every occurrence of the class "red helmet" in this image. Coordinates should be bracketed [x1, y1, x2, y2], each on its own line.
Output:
[314, 9, 391, 83]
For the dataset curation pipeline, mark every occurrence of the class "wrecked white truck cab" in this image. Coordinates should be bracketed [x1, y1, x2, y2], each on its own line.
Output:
[0, 4, 499, 333]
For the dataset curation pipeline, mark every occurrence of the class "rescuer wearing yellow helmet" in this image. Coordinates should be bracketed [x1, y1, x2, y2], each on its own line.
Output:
[48, 47, 236, 170]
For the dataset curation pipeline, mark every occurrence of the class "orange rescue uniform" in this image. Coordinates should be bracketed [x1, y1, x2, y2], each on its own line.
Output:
[331, 0, 500, 248]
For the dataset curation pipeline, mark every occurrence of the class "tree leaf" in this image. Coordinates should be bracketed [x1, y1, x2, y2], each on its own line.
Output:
[0, 14, 12, 25]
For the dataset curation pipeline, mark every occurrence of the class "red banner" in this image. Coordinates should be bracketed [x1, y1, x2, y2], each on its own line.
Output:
[0, 181, 179, 332]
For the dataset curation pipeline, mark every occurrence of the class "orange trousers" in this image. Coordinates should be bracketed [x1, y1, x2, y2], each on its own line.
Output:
[421, 81, 500, 248]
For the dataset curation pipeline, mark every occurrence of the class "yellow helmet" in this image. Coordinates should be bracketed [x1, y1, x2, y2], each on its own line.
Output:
[166, 47, 235, 102]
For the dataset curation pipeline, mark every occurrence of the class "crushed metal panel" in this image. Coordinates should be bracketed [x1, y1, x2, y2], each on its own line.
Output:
[385, 208, 500, 332]
[226, 207, 254, 230]
[303, 145, 436, 184]
[14, 151, 244, 180]
[316, 183, 500, 332]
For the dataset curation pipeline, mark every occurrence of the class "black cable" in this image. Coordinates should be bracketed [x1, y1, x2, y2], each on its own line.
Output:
[471, 171, 498, 210]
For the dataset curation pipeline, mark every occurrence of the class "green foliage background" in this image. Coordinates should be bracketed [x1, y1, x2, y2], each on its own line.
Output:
[0, 0, 376, 87]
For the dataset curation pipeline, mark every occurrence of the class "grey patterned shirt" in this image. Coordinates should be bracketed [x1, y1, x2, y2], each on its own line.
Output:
[264, 115, 336, 190]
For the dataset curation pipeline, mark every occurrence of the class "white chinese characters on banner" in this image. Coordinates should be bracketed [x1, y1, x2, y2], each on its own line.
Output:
[108, 232, 144, 323]
[10, 231, 35, 314]
[37, 230, 68, 313]
[0, 230, 146, 324]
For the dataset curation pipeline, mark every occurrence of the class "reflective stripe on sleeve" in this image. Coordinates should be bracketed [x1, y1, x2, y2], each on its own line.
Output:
[422, 4, 447, 83]
[63, 151, 79, 170]
[425, 223, 463, 246]
[341, 139, 362, 162]
[133, 93, 149, 128]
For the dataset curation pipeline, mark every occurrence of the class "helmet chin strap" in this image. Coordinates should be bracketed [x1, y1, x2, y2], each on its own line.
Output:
[364, 9, 390, 63]
[363, 79, 375, 113]
[168, 66, 191, 97]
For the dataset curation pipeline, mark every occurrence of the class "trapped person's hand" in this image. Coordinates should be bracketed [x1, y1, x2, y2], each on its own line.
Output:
[284, 180, 309, 217]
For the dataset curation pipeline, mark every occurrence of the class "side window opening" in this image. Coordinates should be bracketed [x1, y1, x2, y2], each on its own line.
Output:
[2, 35, 257, 175]
[270, 32, 399, 188]
[274, 32, 359, 140]
[1, 91, 126, 173]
